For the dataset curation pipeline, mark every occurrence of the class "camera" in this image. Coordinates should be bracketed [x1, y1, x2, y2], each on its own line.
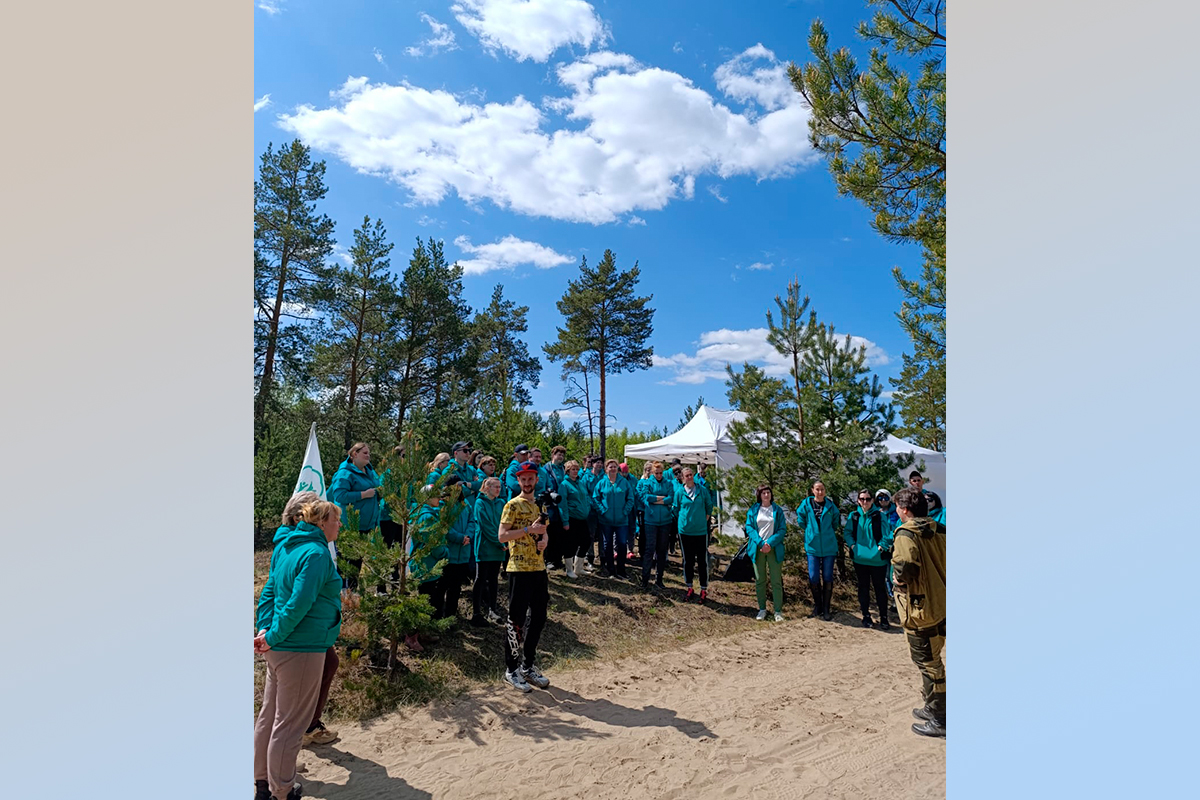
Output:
[534, 489, 561, 524]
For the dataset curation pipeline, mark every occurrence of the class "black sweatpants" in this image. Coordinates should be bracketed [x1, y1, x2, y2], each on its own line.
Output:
[440, 562, 471, 619]
[473, 560, 502, 618]
[641, 523, 672, 583]
[418, 578, 445, 618]
[853, 562, 889, 619]
[568, 517, 591, 558]
[680, 533, 709, 588]
[504, 571, 549, 672]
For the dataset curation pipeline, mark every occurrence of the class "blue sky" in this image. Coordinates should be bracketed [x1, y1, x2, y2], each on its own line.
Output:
[254, 0, 922, 434]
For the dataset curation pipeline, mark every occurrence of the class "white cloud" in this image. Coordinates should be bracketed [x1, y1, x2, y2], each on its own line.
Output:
[747, 261, 772, 271]
[415, 214, 439, 227]
[540, 408, 586, 420]
[406, 13, 458, 57]
[713, 43, 797, 112]
[452, 0, 606, 63]
[653, 327, 889, 385]
[453, 234, 573, 275]
[628, 215, 646, 226]
[373, 48, 387, 66]
[672, 42, 684, 54]
[278, 56, 815, 224]
[258, 1, 284, 15]
[707, 184, 728, 203]
[253, 94, 272, 113]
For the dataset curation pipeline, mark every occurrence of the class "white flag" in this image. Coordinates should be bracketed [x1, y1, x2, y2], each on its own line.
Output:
[293, 423, 337, 562]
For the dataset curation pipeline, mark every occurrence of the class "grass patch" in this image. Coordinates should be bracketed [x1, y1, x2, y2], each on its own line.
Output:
[253, 541, 864, 722]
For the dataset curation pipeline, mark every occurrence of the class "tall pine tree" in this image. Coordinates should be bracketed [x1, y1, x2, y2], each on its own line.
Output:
[544, 250, 654, 459]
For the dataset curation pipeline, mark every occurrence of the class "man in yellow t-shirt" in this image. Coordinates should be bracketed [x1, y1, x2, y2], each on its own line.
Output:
[497, 461, 551, 692]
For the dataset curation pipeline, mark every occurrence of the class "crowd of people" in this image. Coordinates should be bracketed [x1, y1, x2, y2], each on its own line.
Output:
[252, 443, 947, 800]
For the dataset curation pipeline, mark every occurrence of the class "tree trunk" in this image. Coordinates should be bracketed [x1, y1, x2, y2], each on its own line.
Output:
[255, 259, 289, 453]
[791, 352, 806, 447]
[598, 352, 607, 459]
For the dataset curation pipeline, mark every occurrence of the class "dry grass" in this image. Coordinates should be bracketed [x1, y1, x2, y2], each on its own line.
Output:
[253, 541, 864, 722]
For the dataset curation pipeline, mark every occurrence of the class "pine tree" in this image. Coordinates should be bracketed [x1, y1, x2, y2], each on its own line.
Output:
[254, 140, 336, 450]
[310, 215, 398, 451]
[472, 284, 542, 408]
[544, 250, 655, 459]
[676, 395, 706, 432]
[790, 0, 946, 448]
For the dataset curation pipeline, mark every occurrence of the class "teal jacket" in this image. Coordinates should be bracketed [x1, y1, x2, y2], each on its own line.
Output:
[256, 521, 341, 652]
[582, 470, 602, 514]
[673, 483, 714, 536]
[795, 497, 841, 557]
[444, 498, 472, 565]
[255, 524, 294, 633]
[638, 476, 675, 526]
[592, 474, 635, 526]
[473, 495, 506, 562]
[844, 506, 894, 567]
[411, 503, 449, 584]
[549, 461, 567, 486]
[504, 459, 554, 498]
[435, 460, 483, 522]
[561, 474, 591, 521]
[330, 460, 386, 529]
[745, 503, 787, 564]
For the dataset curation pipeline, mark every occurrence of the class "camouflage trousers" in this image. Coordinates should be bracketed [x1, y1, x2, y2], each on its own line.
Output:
[906, 619, 946, 723]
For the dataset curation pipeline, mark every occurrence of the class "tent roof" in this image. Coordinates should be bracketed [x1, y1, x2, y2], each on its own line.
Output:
[623, 405, 746, 466]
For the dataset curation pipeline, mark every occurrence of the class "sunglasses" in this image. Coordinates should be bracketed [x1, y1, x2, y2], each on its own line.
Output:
[858, 496, 872, 502]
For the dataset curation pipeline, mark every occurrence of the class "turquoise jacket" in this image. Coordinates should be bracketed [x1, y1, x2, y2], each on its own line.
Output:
[592, 474, 635, 526]
[435, 460, 483, 522]
[444, 498, 472, 565]
[256, 521, 341, 652]
[255, 524, 294, 633]
[473, 495, 506, 562]
[638, 476, 675, 526]
[672, 483, 714, 536]
[549, 461, 567, 486]
[411, 503, 449, 584]
[561, 474, 591, 521]
[504, 459, 554, 498]
[745, 503, 787, 564]
[582, 470, 602, 514]
[330, 460, 386, 529]
[795, 497, 841, 557]
[844, 506, 894, 567]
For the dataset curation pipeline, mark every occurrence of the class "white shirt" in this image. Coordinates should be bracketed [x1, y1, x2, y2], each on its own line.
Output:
[757, 506, 774, 541]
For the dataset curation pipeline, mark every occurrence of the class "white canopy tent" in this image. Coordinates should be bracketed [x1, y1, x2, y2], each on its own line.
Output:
[623, 405, 947, 537]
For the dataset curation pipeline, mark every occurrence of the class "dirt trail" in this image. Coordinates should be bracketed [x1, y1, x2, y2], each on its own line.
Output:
[289, 614, 945, 799]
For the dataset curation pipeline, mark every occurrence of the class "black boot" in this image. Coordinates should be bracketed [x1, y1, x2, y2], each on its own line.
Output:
[877, 600, 891, 630]
[912, 718, 946, 738]
[255, 780, 271, 800]
[809, 579, 822, 618]
[822, 583, 835, 621]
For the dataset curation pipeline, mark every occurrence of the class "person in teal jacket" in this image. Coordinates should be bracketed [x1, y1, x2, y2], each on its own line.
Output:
[253, 498, 343, 800]
[673, 467, 715, 603]
[329, 443, 386, 591]
[592, 459, 635, 578]
[796, 480, 841, 621]
[844, 490, 894, 629]
[437, 475, 473, 623]
[559, 460, 592, 578]
[471, 478, 507, 626]
[637, 461, 675, 589]
[745, 485, 787, 621]
[581, 457, 603, 570]
[412, 492, 451, 618]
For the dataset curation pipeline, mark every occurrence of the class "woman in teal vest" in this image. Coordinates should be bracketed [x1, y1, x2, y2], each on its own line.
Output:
[745, 484, 787, 622]
[795, 480, 841, 621]
[844, 489, 894, 629]
[253, 499, 342, 800]
[672, 466, 716, 604]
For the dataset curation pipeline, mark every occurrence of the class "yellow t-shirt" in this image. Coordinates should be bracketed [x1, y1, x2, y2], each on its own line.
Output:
[500, 496, 544, 573]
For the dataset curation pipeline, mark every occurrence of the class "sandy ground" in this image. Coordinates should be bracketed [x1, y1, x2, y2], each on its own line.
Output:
[290, 614, 945, 799]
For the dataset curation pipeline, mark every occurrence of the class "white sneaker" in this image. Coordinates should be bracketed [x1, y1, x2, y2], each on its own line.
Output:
[774, 612, 785, 622]
[546, 561, 557, 571]
[583, 560, 594, 572]
[505, 669, 532, 693]
[756, 609, 769, 621]
[486, 609, 502, 624]
[522, 664, 550, 689]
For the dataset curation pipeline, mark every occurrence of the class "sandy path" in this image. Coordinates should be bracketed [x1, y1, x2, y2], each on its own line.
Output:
[292, 616, 945, 799]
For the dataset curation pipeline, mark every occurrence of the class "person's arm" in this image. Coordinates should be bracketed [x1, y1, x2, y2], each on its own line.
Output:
[621, 484, 635, 518]
[843, 513, 859, 552]
[745, 509, 763, 549]
[329, 471, 359, 507]
[891, 534, 921, 590]
[265, 551, 325, 647]
[879, 515, 895, 553]
[254, 548, 278, 632]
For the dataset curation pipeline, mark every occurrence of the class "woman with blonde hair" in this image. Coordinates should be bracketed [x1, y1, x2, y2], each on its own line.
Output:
[426, 452, 451, 484]
[254, 499, 343, 800]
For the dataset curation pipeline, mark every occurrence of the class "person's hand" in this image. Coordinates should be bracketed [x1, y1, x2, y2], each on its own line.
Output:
[536, 533, 549, 552]
[528, 522, 548, 537]
[254, 630, 271, 653]
[760, 543, 771, 553]
[362, 487, 377, 499]
[463, 535, 471, 546]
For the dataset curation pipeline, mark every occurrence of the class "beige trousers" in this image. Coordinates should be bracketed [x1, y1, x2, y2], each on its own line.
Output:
[253, 650, 324, 799]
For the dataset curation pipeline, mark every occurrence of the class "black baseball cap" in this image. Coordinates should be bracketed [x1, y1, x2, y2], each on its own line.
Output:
[514, 444, 530, 454]
[452, 440, 472, 453]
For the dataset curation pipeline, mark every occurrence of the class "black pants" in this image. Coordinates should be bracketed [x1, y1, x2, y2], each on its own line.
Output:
[342, 527, 376, 591]
[586, 511, 599, 563]
[642, 523, 671, 583]
[504, 571, 549, 672]
[418, 578, 446, 618]
[545, 513, 566, 567]
[681, 533, 708, 588]
[568, 517, 591, 558]
[473, 560, 502, 619]
[440, 562, 471, 619]
[853, 563, 890, 619]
